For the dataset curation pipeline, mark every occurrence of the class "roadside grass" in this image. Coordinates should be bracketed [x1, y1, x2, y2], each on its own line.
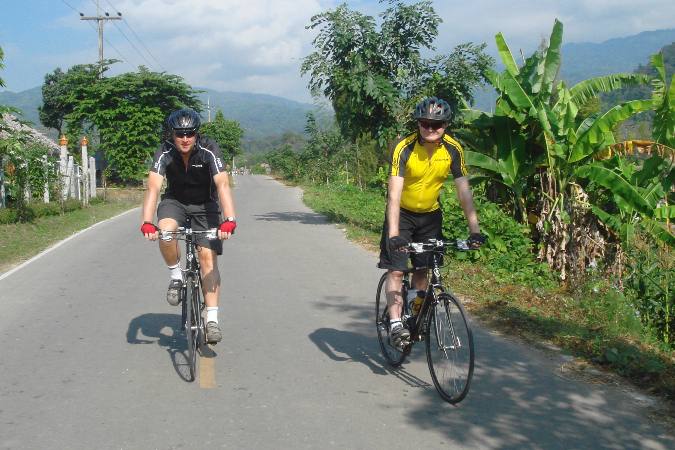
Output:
[301, 181, 675, 400]
[0, 196, 140, 274]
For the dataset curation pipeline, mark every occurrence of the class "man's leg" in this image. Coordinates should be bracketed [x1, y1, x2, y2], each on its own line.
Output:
[158, 217, 183, 305]
[386, 269, 410, 347]
[198, 246, 222, 343]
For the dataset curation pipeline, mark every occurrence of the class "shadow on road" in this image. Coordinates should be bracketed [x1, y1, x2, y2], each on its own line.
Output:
[311, 294, 675, 449]
[126, 313, 216, 382]
[253, 211, 328, 224]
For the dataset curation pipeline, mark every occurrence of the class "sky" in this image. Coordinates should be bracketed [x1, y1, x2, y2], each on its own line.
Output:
[1, 0, 674, 103]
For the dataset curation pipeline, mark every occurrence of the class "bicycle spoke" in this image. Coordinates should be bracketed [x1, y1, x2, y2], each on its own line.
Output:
[425, 293, 474, 403]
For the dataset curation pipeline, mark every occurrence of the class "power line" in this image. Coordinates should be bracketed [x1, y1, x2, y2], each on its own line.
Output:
[110, 20, 155, 69]
[103, 0, 166, 71]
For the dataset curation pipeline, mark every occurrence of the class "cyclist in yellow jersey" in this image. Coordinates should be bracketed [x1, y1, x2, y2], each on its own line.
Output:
[379, 97, 486, 348]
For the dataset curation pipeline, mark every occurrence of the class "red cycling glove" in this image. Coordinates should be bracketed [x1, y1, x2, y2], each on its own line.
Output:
[140, 222, 158, 235]
[219, 220, 237, 234]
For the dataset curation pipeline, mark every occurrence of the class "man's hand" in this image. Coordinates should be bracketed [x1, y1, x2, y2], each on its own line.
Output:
[218, 220, 236, 240]
[141, 222, 159, 241]
[467, 232, 487, 249]
[388, 235, 409, 252]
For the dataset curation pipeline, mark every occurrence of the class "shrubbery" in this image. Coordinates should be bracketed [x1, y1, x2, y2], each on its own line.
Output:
[0, 198, 85, 224]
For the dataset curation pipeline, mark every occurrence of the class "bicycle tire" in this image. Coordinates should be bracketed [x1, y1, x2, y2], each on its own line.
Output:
[376, 272, 410, 367]
[425, 293, 474, 403]
[184, 275, 199, 382]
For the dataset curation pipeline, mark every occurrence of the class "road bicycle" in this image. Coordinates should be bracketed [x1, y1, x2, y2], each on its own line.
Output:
[376, 239, 476, 403]
[160, 217, 217, 382]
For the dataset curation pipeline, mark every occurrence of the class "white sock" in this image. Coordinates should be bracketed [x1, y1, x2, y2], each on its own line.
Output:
[390, 319, 402, 332]
[206, 307, 219, 324]
[168, 263, 182, 281]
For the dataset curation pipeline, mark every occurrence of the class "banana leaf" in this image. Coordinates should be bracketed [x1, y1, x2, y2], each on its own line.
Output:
[495, 32, 520, 78]
[576, 163, 654, 216]
[532, 19, 562, 96]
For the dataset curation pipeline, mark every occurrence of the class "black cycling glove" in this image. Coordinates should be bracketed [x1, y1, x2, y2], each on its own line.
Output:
[388, 235, 409, 252]
[468, 232, 487, 248]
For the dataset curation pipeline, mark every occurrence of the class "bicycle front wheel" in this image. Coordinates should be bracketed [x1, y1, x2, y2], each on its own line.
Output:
[425, 293, 474, 403]
[376, 272, 409, 367]
[184, 275, 199, 382]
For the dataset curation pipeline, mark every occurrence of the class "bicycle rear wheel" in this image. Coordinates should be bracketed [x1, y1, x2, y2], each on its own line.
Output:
[376, 272, 409, 367]
[184, 275, 199, 382]
[425, 293, 474, 403]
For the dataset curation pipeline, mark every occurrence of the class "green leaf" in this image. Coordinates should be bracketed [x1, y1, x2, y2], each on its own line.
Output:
[576, 164, 654, 216]
[654, 206, 675, 220]
[495, 32, 520, 77]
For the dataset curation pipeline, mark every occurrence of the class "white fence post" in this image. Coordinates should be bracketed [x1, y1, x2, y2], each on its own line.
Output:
[80, 136, 89, 206]
[0, 156, 5, 209]
[59, 135, 69, 200]
[67, 156, 75, 199]
[43, 154, 50, 203]
[89, 156, 97, 198]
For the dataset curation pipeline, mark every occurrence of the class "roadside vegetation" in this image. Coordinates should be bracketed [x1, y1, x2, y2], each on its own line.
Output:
[262, 2, 674, 398]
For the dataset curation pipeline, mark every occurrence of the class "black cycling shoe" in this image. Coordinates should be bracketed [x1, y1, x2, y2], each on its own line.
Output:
[166, 279, 182, 306]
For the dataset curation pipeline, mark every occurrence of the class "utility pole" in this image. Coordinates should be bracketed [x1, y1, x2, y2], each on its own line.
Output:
[207, 96, 212, 122]
[80, 1, 122, 77]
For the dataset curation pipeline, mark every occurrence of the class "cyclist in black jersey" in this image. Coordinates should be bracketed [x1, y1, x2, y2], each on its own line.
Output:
[379, 97, 486, 348]
[140, 108, 236, 344]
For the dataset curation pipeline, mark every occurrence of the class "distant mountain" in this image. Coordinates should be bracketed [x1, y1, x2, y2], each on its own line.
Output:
[472, 28, 675, 111]
[0, 86, 332, 144]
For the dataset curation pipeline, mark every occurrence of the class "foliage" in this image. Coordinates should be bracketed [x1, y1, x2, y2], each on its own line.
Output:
[440, 184, 553, 286]
[461, 19, 656, 279]
[62, 63, 201, 181]
[0, 198, 82, 224]
[39, 64, 99, 137]
[624, 232, 674, 346]
[0, 45, 5, 88]
[302, 0, 492, 150]
[200, 110, 243, 161]
[0, 129, 59, 221]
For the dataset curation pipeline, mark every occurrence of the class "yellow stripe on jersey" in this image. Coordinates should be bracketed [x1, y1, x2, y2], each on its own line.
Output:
[389, 132, 467, 213]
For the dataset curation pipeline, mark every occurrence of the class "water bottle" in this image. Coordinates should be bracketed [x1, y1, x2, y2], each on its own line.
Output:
[411, 290, 425, 316]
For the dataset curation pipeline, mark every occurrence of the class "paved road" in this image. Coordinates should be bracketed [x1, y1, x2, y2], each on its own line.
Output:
[1, 175, 673, 449]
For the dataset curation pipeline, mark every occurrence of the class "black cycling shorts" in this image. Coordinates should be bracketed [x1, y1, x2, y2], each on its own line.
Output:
[157, 197, 223, 255]
[378, 208, 443, 271]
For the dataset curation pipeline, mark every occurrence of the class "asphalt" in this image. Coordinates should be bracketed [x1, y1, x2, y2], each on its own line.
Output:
[0, 174, 673, 449]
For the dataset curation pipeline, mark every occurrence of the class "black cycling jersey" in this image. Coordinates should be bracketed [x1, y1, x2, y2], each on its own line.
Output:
[150, 136, 226, 204]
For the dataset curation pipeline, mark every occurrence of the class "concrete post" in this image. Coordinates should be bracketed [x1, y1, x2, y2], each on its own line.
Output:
[0, 156, 5, 209]
[43, 154, 50, 203]
[81, 136, 89, 206]
[66, 155, 75, 199]
[59, 135, 69, 200]
[89, 156, 97, 198]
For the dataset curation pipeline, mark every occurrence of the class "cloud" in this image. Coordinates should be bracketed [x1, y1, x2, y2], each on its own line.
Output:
[434, 0, 675, 54]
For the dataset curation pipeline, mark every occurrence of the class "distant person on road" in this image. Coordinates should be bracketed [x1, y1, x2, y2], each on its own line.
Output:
[379, 96, 486, 349]
[140, 108, 237, 344]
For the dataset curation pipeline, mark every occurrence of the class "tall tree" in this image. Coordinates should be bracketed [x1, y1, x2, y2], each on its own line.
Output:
[301, 0, 492, 150]
[200, 110, 244, 161]
[65, 65, 201, 181]
[38, 64, 99, 136]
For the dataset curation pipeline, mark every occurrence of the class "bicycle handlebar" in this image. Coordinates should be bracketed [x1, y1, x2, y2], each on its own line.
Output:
[403, 238, 478, 253]
[159, 228, 218, 241]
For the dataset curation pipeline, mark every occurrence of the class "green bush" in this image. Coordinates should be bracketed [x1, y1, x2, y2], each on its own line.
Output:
[440, 184, 554, 287]
[0, 198, 85, 224]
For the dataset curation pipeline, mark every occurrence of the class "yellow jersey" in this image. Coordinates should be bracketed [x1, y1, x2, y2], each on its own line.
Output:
[389, 133, 467, 213]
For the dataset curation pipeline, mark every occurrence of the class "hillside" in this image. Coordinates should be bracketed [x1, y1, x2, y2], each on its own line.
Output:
[472, 28, 675, 111]
[0, 86, 332, 146]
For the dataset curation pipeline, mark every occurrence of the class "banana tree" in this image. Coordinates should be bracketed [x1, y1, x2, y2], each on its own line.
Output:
[462, 19, 654, 278]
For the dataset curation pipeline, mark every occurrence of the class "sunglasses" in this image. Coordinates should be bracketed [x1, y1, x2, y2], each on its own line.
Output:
[174, 130, 197, 138]
[418, 120, 446, 130]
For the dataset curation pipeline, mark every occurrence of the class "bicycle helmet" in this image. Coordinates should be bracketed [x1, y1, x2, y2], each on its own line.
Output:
[167, 108, 201, 132]
[413, 97, 452, 122]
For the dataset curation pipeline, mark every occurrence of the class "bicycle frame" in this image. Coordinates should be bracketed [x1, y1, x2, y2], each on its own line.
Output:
[405, 251, 444, 342]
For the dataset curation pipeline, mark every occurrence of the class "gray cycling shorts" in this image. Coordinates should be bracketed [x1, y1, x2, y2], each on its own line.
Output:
[157, 198, 223, 255]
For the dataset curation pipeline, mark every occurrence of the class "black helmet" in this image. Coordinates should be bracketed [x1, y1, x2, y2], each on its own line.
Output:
[167, 108, 201, 132]
[413, 97, 452, 122]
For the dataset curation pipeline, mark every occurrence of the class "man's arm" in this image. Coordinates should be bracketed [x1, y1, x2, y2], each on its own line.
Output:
[386, 176, 404, 238]
[454, 176, 480, 234]
[141, 171, 164, 240]
[214, 172, 236, 239]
